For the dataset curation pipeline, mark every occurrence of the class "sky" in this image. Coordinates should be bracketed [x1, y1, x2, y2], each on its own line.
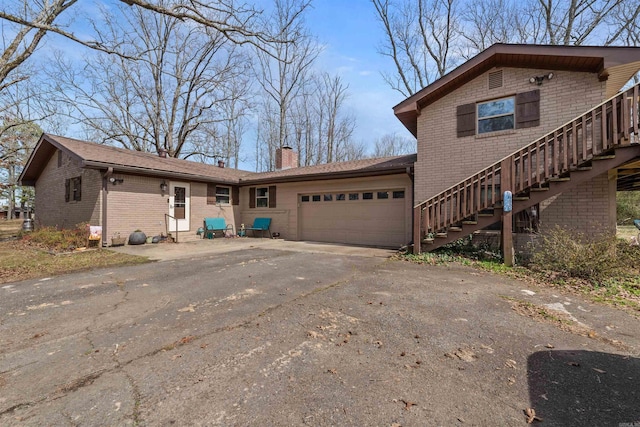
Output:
[303, 0, 410, 144]
[25, 0, 413, 168]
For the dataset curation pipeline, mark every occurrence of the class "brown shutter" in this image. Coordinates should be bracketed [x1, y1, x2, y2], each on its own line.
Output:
[456, 103, 476, 137]
[75, 177, 82, 201]
[268, 186, 277, 208]
[249, 187, 256, 208]
[232, 186, 239, 205]
[65, 179, 70, 202]
[516, 89, 540, 129]
[207, 183, 216, 205]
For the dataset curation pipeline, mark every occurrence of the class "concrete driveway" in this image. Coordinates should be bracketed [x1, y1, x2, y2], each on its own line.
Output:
[1, 243, 639, 426]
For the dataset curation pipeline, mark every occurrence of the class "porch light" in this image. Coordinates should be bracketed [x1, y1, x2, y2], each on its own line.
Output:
[529, 72, 554, 85]
[160, 180, 168, 194]
[109, 177, 124, 185]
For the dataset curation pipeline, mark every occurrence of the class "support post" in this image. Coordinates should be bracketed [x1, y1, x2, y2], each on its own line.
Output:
[413, 206, 421, 254]
[500, 159, 514, 266]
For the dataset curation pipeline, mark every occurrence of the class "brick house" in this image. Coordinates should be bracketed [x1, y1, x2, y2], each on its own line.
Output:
[19, 134, 414, 247]
[393, 44, 640, 256]
[19, 44, 640, 253]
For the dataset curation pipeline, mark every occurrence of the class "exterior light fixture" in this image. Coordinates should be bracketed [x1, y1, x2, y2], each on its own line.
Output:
[529, 72, 554, 85]
[160, 180, 168, 194]
[109, 177, 124, 185]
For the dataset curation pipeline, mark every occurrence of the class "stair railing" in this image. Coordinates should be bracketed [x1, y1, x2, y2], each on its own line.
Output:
[414, 82, 640, 245]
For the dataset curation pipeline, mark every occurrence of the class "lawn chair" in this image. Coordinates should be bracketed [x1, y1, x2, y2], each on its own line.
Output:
[245, 217, 272, 238]
[203, 217, 234, 239]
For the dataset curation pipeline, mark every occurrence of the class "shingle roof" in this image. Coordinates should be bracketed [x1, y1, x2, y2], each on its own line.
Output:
[242, 154, 416, 184]
[19, 134, 415, 186]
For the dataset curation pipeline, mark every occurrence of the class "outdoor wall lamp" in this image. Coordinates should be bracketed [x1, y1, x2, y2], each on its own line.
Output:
[160, 180, 168, 194]
[108, 177, 124, 185]
[529, 72, 554, 85]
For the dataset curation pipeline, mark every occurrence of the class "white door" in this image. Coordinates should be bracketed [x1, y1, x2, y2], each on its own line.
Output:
[169, 182, 190, 232]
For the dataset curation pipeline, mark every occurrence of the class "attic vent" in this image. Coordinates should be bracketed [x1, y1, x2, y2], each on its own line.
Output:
[488, 70, 503, 89]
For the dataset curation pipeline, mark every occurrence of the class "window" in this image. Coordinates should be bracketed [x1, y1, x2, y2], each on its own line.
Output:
[363, 192, 373, 200]
[65, 176, 81, 202]
[336, 193, 345, 201]
[323, 194, 333, 201]
[377, 191, 389, 199]
[250, 186, 276, 208]
[207, 184, 231, 205]
[216, 186, 230, 204]
[301, 195, 310, 202]
[256, 187, 269, 207]
[393, 191, 405, 199]
[349, 193, 359, 201]
[312, 195, 321, 202]
[477, 96, 514, 134]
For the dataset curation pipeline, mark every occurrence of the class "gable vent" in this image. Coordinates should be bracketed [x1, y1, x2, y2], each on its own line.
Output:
[488, 70, 503, 89]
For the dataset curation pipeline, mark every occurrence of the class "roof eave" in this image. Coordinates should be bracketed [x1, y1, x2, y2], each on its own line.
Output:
[82, 161, 242, 185]
[239, 165, 414, 185]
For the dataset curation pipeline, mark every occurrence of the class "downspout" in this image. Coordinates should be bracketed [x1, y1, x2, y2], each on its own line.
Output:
[406, 166, 415, 250]
[102, 167, 113, 247]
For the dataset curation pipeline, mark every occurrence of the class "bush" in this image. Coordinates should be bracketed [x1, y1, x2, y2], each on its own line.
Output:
[21, 223, 89, 252]
[531, 226, 621, 282]
[617, 191, 640, 225]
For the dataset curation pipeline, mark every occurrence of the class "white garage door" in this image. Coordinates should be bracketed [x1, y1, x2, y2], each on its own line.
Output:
[299, 189, 407, 248]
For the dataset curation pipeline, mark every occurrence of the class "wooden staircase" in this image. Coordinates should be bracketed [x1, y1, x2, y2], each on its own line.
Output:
[414, 83, 640, 253]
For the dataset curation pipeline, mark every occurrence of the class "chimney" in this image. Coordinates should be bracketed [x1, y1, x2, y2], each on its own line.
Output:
[158, 148, 168, 158]
[218, 160, 225, 168]
[275, 146, 298, 170]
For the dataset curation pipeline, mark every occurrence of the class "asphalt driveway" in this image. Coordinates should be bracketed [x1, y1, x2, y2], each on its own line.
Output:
[1, 244, 639, 426]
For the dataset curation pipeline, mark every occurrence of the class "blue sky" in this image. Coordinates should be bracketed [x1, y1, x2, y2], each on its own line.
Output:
[304, 0, 411, 145]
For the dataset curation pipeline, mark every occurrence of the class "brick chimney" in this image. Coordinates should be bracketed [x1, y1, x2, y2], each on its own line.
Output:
[218, 160, 225, 168]
[158, 148, 168, 158]
[275, 146, 298, 170]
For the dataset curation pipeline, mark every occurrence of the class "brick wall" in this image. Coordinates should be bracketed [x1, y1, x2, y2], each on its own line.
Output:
[34, 150, 102, 229]
[415, 68, 606, 203]
[106, 177, 239, 243]
[539, 171, 617, 236]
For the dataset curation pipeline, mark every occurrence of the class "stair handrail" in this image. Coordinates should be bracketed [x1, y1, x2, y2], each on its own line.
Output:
[415, 82, 640, 211]
[414, 81, 640, 238]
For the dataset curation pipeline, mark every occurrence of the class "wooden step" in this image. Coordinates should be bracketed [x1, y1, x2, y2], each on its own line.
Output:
[593, 154, 615, 160]
[448, 226, 462, 232]
[530, 187, 549, 192]
[462, 220, 478, 225]
[576, 166, 592, 171]
[435, 232, 448, 238]
[422, 237, 434, 244]
[513, 196, 530, 201]
[549, 177, 571, 182]
[478, 213, 496, 217]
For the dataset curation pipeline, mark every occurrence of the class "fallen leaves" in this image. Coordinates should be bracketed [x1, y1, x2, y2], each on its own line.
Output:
[445, 347, 477, 362]
[524, 408, 542, 423]
[177, 304, 196, 313]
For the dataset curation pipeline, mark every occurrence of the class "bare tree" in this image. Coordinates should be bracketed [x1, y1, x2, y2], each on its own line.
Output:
[372, 0, 461, 97]
[373, 0, 640, 95]
[54, 5, 250, 159]
[372, 133, 416, 157]
[0, 0, 300, 91]
[254, 0, 319, 169]
[0, 119, 41, 218]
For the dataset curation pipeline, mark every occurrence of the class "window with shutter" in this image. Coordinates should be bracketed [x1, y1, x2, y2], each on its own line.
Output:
[268, 186, 276, 208]
[249, 187, 256, 208]
[207, 184, 216, 205]
[515, 89, 540, 129]
[456, 103, 476, 137]
[477, 96, 515, 134]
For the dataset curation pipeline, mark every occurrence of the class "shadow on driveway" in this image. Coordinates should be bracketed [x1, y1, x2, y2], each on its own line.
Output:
[528, 350, 640, 426]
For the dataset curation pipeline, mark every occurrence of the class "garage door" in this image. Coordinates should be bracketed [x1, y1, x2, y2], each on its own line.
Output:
[299, 189, 407, 247]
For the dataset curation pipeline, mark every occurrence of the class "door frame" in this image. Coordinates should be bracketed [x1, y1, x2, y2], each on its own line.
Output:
[169, 181, 190, 232]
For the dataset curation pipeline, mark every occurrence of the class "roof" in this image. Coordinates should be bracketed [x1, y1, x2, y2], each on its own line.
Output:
[240, 154, 417, 184]
[394, 44, 640, 137]
[19, 134, 415, 186]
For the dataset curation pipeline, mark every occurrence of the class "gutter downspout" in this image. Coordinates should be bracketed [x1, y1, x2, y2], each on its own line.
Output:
[102, 167, 113, 247]
[406, 166, 415, 250]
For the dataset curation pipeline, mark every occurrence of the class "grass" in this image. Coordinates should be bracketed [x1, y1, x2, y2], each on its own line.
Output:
[0, 222, 149, 284]
[400, 237, 640, 316]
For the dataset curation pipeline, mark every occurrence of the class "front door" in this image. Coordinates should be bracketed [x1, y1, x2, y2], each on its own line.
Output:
[169, 182, 190, 232]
